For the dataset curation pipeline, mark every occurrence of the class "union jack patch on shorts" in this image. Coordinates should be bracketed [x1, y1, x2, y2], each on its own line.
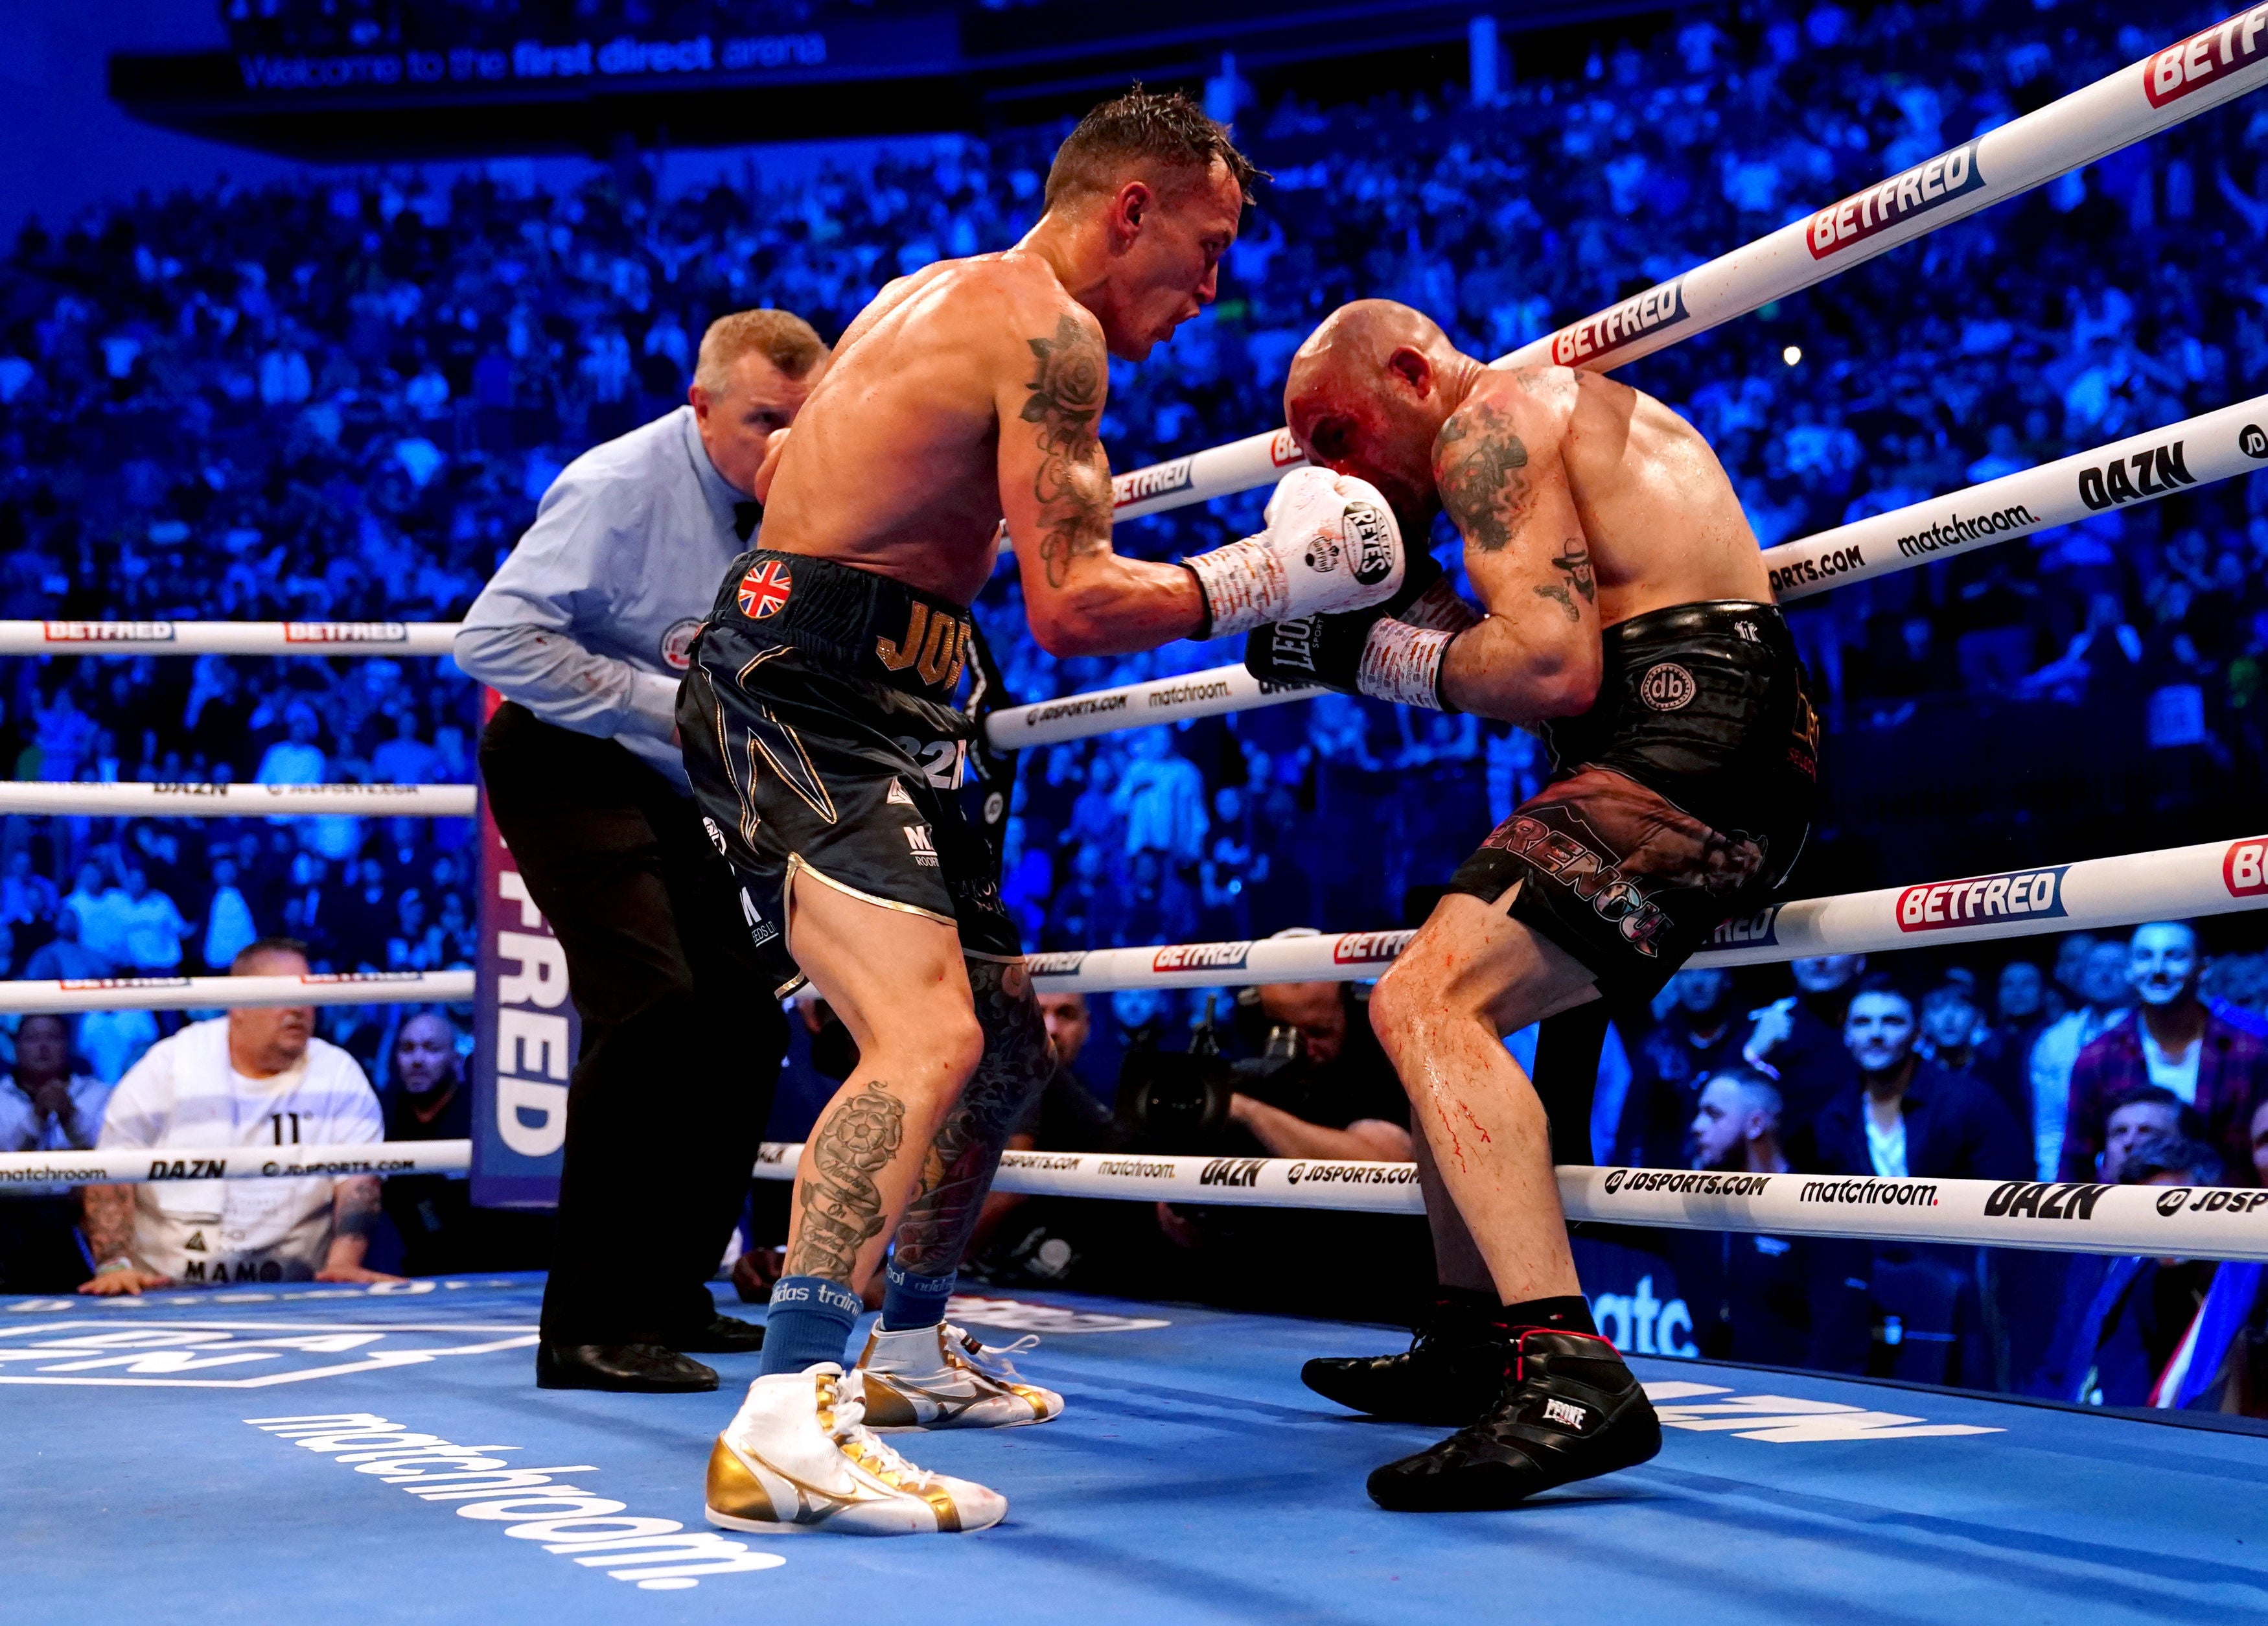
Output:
[737, 560, 794, 620]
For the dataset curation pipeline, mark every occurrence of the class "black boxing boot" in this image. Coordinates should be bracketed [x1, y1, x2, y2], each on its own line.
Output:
[1366, 1329, 1661, 1511]
[1301, 1289, 1511, 1426]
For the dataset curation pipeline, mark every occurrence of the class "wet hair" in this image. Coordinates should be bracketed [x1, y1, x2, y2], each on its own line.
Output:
[694, 308, 828, 393]
[1044, 86, 1263, 211]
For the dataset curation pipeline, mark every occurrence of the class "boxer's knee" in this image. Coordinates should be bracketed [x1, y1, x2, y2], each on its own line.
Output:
[1369, 963, 1439, 1067]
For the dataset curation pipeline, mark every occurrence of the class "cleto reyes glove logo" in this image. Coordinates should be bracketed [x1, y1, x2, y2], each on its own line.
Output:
[1345, 502, 1396, 585]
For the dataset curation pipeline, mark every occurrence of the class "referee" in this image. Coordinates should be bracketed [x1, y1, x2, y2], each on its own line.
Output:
[457, 310, 824, 1392]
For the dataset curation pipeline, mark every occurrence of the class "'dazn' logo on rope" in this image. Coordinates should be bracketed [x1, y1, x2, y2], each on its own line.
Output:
[735, 560, 793, 620]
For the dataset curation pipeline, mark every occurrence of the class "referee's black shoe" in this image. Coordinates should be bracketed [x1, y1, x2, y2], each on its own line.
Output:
[669, 1314, 767, 1354]
[1365, 1330, 1660, 1511]
[1301, 1292, 1510, 1426]
[536, 1341, 719, 1393]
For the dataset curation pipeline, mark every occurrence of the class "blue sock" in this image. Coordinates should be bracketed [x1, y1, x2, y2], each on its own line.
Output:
[757, 1275, 861, 1376]
[881, 1257, 956, 1330]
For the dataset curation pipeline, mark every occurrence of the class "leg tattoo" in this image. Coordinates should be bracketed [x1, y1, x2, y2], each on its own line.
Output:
[788, 1078, 905, 1281]
[892, 960, 1052, 1277]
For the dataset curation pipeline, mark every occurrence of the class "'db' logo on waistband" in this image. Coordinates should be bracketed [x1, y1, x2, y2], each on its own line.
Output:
[1637, 663, 1695, 711]
[736, 561, 793, 620]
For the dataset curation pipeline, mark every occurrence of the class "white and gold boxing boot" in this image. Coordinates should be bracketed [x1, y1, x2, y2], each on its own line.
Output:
[704, 1364, 1007, 1536]
[855, 1322, 1065, 1431]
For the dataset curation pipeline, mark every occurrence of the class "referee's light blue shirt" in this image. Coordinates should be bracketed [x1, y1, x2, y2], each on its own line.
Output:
[456, 406, 752, 792]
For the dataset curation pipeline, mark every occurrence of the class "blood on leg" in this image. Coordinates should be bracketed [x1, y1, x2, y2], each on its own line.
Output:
[1369, 886, 1597, 1305]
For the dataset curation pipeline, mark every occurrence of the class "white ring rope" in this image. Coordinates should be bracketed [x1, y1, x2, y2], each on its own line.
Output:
[991, 393, 2268, 745]
[749, 1145, 2268, 1264]
[989, 667, 1317, 747]
[0, 783, 477, 818]
[0, 970, 472, 1016]
[1107, 10, 2268, 519]
[0, 1141, 473, 1186]
[16, 1137, 2260, 1265]
[0, 621, 456, 656]
[1761, 393, 2268, 599]
[1023, 833, 2268, 993]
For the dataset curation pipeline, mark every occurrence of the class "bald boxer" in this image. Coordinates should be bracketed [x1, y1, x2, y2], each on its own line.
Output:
[689, 89, 1406, 1536]
[1250, 299, 1819, 1511]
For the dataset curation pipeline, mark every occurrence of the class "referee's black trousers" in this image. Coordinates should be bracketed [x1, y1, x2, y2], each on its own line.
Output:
[480, 703, 786, 1345]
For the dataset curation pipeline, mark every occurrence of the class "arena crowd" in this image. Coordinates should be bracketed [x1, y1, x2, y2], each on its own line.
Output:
[3, 0, 2267, 1410]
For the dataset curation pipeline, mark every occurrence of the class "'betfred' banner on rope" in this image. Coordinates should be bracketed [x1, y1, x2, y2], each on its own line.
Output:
[2145, 7, 2268, 106]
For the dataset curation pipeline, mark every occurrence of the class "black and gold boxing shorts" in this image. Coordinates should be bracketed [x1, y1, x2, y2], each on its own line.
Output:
[678, 549, 1021, 997]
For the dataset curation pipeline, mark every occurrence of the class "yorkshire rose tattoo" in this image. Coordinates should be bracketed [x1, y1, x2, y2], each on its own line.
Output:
[790, 1078, 905, 1283]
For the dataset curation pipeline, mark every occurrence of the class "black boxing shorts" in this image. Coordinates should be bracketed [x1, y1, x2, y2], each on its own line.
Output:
[678, 548, 1021, 998]
[1444, 600, 1819, 1004]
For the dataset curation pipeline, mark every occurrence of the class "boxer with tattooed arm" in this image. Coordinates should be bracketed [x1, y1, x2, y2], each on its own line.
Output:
[1247, 299, 1820, 1511]
[684, 91, 1409, 1537]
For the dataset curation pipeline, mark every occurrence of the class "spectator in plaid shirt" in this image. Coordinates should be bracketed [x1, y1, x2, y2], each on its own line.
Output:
[2059, 923, 2268, 1186]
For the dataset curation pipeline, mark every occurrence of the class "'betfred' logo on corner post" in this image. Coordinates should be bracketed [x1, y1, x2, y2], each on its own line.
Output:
[43, 621, 175, 644]
[1807, 140, 1985, 259]
[1113, 459, 1193, 509]
[1332, 929, 1414, 966]
[1707, 907, 1779, 949]
[2225, 838, 2268, 897]
[2144, 8, 2268, 108]
[1549, 279, 1689, 367]
[1269, 428, 1304, 468]
[1151, 941, 1251, 973]
[1897, 868, 2068, 932]
[283, 621, 408, 644]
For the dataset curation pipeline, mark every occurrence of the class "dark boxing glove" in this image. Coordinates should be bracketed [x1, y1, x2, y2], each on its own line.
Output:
[1243, 554, 1466, 712]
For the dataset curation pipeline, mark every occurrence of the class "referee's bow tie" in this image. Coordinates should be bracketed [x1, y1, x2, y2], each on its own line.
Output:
[734, 500, 763, 542]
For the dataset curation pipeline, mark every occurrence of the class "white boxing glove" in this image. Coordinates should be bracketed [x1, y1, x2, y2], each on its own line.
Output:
[1263, 463, 1338, 528]
[1183, 469, 1406, 638]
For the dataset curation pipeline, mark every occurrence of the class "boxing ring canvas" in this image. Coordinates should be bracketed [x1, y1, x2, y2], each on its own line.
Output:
[6, 1275, 2261, 1623]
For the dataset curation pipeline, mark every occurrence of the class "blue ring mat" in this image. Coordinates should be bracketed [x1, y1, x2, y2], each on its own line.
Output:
[6, 1273, 2262, 1624]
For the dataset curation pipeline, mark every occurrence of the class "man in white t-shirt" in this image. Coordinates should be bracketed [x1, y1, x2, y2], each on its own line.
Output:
[113, 865, 193, 973]
[77, 938, 402, 1294]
